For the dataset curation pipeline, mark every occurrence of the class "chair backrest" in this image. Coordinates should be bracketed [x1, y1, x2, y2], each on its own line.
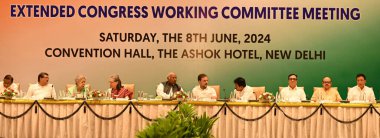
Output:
[123, 84, 135, 98]
[209, 85, 220, 99]
[66, 84, 91, 93]
[313, 87, 338, 92]
[279, 86, 304, 92]
[252, 86, 265, 99]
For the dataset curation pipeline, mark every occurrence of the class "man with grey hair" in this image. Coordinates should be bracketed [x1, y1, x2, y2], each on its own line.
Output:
[156, 72, 184, 99]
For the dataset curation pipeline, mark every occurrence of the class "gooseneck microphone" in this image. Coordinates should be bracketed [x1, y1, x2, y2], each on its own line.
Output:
[223, 89, 226, 100]
[51, 85, 54, 99]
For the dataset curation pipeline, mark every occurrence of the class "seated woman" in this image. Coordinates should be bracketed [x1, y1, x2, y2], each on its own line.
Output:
[68, 75, 90, 97]
[109, 74, 133, 99]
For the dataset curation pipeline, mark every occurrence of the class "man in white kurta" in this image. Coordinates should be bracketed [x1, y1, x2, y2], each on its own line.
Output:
[347, 74, 376, 103]
[0, 82, 19, 93]
[192, 86, 216, 100]
[25, 72, 56, 100]
[279, 74, 306, 102]
[234, 77, 256, 100]
[192, 74, 217, 100]
[0, 75, 19, 93]
[156, 72, 184, 99]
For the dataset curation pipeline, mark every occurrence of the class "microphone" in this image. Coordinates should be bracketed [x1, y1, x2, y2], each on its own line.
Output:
[275, 91, 278, 103]
[276, 91, 282, 103]
[84, 86, 87, 99]
[51, 85, 54, 99]
[223, 88, 226, 100]
[44, 84, 54, 100]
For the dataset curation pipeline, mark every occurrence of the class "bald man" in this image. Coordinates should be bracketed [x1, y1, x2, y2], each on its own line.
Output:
[156, 72, 184, 99]
[311, 77, 342, 102]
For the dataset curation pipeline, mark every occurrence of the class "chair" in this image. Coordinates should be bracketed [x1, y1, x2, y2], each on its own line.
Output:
[209, 85, 220, 99]
[123, 84, 135, 98]
[252, 86, 265, 99]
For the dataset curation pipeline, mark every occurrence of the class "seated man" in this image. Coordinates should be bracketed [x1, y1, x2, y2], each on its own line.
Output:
[25, 72, 56, 99]
[192, 74, 217, 100]
[279, 73, 306, 102]
[311, 77, 342, 102]
[156, 72, 183, 99]
[347, 74, 376, 103]
[233, 77, 256, 100]
[0, 75, 19, 94]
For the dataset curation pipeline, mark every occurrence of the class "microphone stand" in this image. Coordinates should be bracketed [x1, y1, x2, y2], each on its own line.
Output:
[223, 89, 226, 100]
[276, 91, 281, 103]
[51, 85, 53, 99]
[44, 84, 54, 100]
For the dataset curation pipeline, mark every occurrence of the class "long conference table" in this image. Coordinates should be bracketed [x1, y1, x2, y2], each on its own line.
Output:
[0, 99, 380, 138]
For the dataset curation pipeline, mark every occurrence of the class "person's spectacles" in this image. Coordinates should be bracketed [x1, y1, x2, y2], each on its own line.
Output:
[288, 78, 297, 81]
[322, 81, 331, 84]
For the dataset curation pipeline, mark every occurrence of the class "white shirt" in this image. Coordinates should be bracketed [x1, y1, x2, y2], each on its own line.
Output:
[192, 85, 216, 100]
[25, 83, 56, 100]
[0, 81, 19, 93]
[156, 83, 184, 99]
[279, 86, 306, 102]
[234, 85, 256, 100]
[347, 85, 376, 103]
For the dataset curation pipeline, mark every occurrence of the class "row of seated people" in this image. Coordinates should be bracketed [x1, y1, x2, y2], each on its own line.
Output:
[0, 73, 134, 100]
[157, 73, 376, 103]
[0, 72, 376, 103]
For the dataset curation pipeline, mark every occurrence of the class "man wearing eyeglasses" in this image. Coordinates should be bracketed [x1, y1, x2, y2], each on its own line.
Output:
[279, 73, 306, 102]
[311, 77, 342, 102]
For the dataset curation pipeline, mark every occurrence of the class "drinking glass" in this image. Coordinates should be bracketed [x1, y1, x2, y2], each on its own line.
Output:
[148, 95, 154, 100]
[143, 91, 148, 100]
[189, 91, 194, 101]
